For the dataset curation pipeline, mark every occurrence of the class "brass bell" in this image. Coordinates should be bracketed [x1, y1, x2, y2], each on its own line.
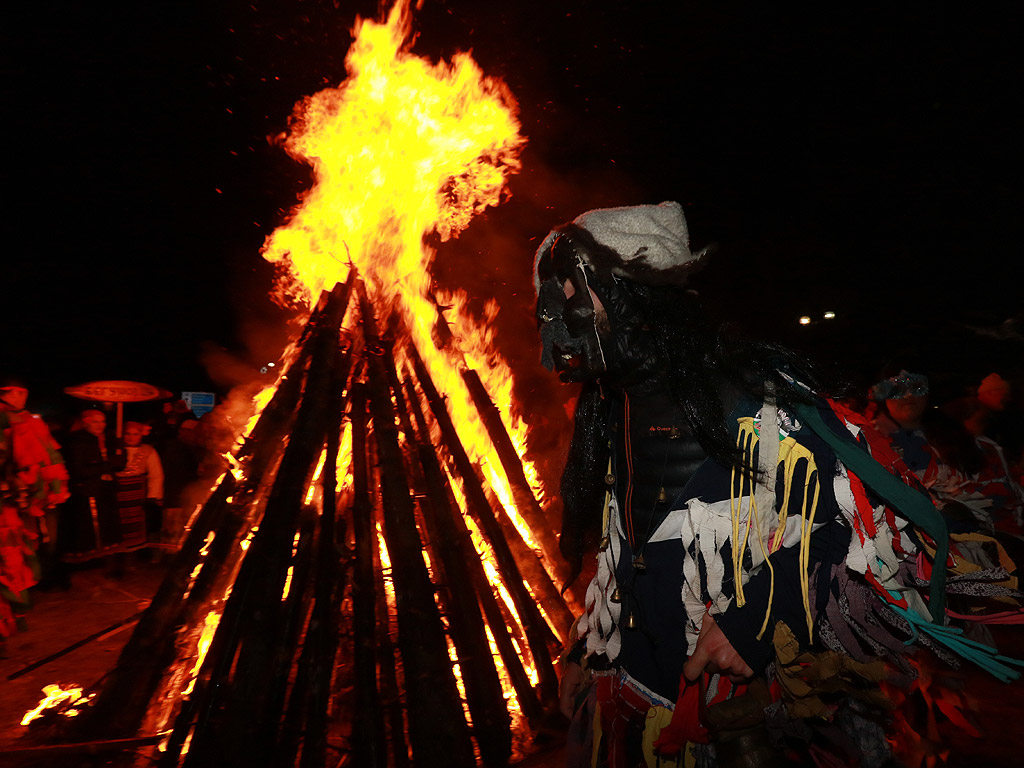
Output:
[599, 536, 610, 552]
[610, 587, 622, 603]
[625, 614, 638, 630]
[632, 554, 646, 571]
[604, 473, 616, 486]
[656, 486, 668, 504]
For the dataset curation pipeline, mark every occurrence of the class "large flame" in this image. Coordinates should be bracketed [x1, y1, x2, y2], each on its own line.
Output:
[251, 0, 566, 739]
[259, 0, 545, 554]
[262, 0, 523, 310]
[259, 0, 563, 612]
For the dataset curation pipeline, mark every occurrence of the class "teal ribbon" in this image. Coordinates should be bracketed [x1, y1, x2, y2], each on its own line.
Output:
[790, 401, 948, 623]
[887, 594, 1024, 682]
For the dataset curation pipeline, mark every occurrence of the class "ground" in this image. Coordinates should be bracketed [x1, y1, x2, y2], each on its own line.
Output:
[0, 557, 167, 763]
[1, 560, 1022, 766]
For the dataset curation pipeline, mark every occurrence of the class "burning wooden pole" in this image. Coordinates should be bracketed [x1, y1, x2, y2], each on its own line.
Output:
[33, 267, 579, 765]
[293, 344, 354, 768]
[181, 281, 351, 767]
[371, 506, 411, 768]
[432, 302, 572, 593]
[400, 375, 546, 728]
[358, 281, 477, 768]
[430, 306, 577, 642]
[349, 381, 386, 768]
[377, 336, 513, 766]
[406, 343, 561, 707]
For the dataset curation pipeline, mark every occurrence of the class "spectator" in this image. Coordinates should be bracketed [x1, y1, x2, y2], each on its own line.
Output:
[158, 419, 201, 551]
[0, 377, 69, 645]
[116, 421, 164, 555]
[62, 409, 127, 572]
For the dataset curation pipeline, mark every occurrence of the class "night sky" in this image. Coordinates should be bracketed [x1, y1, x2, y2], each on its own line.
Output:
[5, 0, 1022, 419]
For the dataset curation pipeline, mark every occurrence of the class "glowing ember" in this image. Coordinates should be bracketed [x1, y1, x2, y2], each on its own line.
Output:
[182, 611, 222, 696]
[281, 565, 295, 601]
[304, 447, 329, 504]
[337, 421, 354, 490]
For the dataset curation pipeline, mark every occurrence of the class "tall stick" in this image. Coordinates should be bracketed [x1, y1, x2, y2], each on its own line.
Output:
[427, 307, 576, 642]
[358, 281, 476, 768]
[401, 374, 545, 728]
[295, 333, 354, 768]
[68, 293, 330, 745]
[371, 499, 410, 768]
[432, 300, 574, 600]
[349, 382, 386, 768]
[184, 281, 350, 767]
[407, 343, 560, 707]
[378, 338, 512, 766]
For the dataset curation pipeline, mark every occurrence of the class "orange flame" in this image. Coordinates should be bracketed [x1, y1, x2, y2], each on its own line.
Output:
[252, 0, 564, 729]
[182, 611, 222, 697]
[258, 2, 550, 573]
[262, 0, 523, 309]
[21, 684, 87, 726]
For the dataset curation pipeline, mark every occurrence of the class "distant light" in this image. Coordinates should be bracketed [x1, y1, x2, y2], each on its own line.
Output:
[823, 311, 836, 320]
[267, 362, 276, 368]
[798, 316, 812, 325]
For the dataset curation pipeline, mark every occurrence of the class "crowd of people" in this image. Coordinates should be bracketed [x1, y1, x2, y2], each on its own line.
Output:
[0, 378, 208, 655]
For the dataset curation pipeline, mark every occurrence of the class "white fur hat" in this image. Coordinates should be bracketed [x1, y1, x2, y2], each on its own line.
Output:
[533, 201, 709, 293]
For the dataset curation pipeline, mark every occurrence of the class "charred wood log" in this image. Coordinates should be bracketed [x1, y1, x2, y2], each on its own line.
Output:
[401, 374, 545, 729]
[459, 373, 570, 582]
[294, 344, 354, 768]
[371, 500, 410, 768]
[183, 281, 350, 768]
[420, 310, 575, 645]
[262, 505, 319, 742]
[61, 472, 236, 745]
[348, 382, 386, 768]
[378, 338, 512, 766]
[431, 300, 575, 605]
[406, 343, 560, 707]
[358, 281, 476, 768]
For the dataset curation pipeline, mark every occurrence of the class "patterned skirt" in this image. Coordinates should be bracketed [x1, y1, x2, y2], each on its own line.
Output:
[115, 473, 149, 552]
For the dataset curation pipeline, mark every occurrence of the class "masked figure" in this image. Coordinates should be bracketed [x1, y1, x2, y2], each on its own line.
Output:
[536, 202, 1022, 768]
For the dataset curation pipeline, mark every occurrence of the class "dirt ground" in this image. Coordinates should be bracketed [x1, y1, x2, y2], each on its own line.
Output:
[2, 558, 1023, 767]
[0, 556, 167, 764]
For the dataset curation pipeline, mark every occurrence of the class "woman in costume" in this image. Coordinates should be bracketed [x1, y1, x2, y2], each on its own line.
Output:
[115, 421, 164, 553]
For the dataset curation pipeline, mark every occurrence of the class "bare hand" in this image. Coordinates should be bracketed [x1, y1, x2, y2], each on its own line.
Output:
[559, 661, 586, 719]
[682, 613, 754, 683]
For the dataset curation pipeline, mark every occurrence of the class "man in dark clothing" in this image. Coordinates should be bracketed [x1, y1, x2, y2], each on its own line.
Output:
[536, 203, 1018, 768]
[62, 409, 126, 563]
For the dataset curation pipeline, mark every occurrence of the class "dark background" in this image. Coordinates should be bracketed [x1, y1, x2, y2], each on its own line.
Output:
[4, 0, 1022, 420]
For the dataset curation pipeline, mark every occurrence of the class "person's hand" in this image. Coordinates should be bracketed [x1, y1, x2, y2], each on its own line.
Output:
[682, 612, 753, 684]
[559, 661, 586, 719]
